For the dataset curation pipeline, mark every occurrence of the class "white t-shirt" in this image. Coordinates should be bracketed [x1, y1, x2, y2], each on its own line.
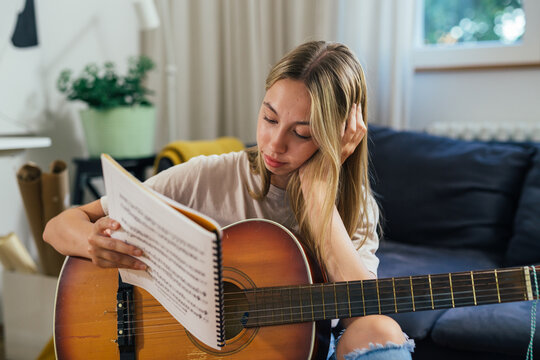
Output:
[101, 151, 380, 276]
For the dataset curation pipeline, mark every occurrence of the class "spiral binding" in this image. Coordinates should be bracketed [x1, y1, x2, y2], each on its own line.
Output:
[212, 230, 225, 347]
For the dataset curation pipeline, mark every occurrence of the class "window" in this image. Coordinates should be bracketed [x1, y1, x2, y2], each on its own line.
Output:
[414, 0, 540, 69]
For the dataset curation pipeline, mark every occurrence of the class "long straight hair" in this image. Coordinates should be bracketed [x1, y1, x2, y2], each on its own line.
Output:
[247, 41, 374, 264]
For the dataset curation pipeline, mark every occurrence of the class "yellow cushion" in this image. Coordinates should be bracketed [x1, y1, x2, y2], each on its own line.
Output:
[153, 137, 244, 174]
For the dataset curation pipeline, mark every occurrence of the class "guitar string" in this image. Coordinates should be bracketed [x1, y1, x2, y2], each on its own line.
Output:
[116, 280, 527, 314]
[115, 274, 526, 308]
[114, 289, 528, 331]
[116, 270, 524, 304]
[135, 288, 528, 320]
[114, 292, 529, 338]
[120, 268, 527, 302]
[123, 283, 528, 316]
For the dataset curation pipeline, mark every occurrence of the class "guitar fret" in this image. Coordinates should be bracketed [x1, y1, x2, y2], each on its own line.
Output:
[253, 289, 260, 327]
[274, 288, 280, 324]
[412, 276, 433, 312]
[333, 283, 338, 318]
[494, 270, 501, 303]
[450, 272, 473, 307]
[258, 288, 265, 326]
[346, 282, 352, 317]
[449, 273, 455, 308]
[361, 280, 366, 316]
[270, 288, 276, 324]
[280, 288, 284, 323]
[321, 284, 326, 319]
[430, 274, 453, 309]
[393, 277, 413, 312]
[347, 281, 364, 317]
[428, 274, 434, 309]
[378, 278, 396, 314]
[470, 271, 477, 306]
[309, 286, 314, 320]
[392, 278, 397, 313]
[473, 271, 500, 305]
[264, 288, 272, 325]
[376, 279, 381, 314]
[289, 287, 293, 322]
[299, 286, 303, 322]
[409, 276, 415, 312]
[361, 280, 380, 315]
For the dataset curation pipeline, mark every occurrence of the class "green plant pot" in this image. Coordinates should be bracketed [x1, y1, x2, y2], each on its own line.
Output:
[80, 106, 156, 158]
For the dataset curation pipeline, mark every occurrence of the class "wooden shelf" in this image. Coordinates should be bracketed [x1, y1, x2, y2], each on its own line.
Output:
[0, 137, 51, 150]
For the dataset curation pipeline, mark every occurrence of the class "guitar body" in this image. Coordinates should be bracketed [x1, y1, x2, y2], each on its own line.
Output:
[54, 219, 331, 359]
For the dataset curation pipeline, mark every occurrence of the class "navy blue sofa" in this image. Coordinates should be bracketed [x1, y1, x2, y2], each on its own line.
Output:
[368, 125, 540, 359]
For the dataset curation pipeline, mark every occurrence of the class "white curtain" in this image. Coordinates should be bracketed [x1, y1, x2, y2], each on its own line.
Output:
[337, 0, 415, 129]
[142, 0, 415, 149]
[143, 0, 337, 147]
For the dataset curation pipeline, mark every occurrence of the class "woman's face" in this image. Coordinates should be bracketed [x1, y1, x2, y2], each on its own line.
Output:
[256, 78, 319, 188]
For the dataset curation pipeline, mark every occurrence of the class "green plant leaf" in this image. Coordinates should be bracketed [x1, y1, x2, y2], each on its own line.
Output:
[56, 55, 156, 111]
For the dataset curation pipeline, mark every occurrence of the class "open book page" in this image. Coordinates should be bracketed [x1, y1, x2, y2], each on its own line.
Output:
[101, 154, 223, 350]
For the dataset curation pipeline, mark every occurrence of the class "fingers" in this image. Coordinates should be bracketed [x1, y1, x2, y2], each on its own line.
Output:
[344, 103, 366, 140]
[349, 103, 357, 133]
[341, 103, 367, 163]
[351, 102, 366, 135]
[88, 218, 146, 270]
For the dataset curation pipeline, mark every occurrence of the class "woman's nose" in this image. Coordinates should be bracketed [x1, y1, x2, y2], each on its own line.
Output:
[269, 129, 287, 153]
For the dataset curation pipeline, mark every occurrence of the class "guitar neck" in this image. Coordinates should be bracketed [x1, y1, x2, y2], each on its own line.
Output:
[242, 266, 540, 328]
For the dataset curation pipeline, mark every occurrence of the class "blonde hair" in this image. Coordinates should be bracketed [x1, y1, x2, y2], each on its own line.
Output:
[247, 41, 374, 263]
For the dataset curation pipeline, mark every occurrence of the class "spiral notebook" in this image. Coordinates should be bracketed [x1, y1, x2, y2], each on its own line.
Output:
[101, 154, 225, 350]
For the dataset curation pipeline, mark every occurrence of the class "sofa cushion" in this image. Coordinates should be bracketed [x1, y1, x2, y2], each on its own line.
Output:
[505, 145, 540, 266]
[377, 240, 501, 340]
[368, 125, 533, 253]
[431, 301, 540, 355]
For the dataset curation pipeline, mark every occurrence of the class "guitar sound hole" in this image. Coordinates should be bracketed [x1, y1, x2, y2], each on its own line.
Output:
[223, 281, 249, 340]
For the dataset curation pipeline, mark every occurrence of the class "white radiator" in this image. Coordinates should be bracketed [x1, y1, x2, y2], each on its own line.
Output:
[425, 122, 540, 142]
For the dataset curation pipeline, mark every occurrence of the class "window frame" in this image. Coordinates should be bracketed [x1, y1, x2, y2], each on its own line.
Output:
[414, 0, 540, 70]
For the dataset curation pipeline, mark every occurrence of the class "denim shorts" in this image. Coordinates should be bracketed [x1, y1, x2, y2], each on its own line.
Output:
[326, 330, 415, 360]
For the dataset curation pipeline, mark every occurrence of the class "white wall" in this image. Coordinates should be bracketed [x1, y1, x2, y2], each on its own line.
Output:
[0, 0, 139, 304]
[409, 67, 540, 131]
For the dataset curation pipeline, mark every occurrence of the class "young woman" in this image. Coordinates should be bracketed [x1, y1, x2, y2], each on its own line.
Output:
[44, 41, 414, 360]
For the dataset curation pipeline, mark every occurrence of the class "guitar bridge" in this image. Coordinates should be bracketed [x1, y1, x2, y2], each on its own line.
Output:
[117, 275, 136, 359]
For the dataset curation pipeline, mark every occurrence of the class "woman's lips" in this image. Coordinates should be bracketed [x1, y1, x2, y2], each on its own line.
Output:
[264, 154, 286, 168]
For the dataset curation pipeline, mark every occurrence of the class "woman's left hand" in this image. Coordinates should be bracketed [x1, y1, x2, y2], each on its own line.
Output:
[341, 103, 367, 163]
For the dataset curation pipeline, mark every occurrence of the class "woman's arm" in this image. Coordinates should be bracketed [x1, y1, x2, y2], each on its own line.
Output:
[301, 102, 372, 281]
[43, 199, 145, 269]
[322, 208, 376, 282]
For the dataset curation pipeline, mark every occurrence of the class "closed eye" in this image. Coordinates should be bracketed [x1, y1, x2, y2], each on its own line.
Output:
[264, 116, 277, 124]
[294, 131, 311, 140]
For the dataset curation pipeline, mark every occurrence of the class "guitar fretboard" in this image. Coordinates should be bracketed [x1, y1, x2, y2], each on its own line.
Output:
[237, 266, 536, 328]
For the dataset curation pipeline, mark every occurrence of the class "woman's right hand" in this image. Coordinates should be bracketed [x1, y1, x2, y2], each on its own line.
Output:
[87, 217, 147, 270]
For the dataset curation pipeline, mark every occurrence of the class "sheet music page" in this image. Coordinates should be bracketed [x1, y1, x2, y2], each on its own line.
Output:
[101, 154, 222, 350]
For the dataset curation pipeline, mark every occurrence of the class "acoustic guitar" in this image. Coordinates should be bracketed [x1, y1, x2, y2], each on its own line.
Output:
[54, 219, 539, 359]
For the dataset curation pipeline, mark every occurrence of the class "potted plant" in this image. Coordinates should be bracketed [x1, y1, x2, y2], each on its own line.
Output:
[57, 55, 156, 158]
